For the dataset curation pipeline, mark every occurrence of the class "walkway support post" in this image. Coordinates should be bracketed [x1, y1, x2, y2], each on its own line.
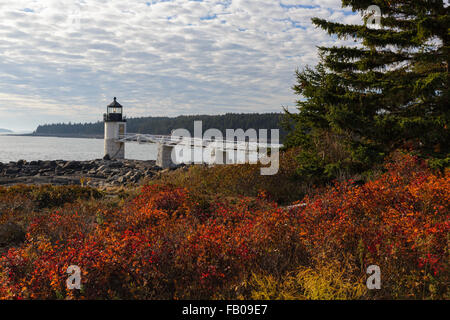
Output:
[156, 143, 175, 168]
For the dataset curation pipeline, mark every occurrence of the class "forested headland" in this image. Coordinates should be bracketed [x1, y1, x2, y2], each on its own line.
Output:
[33, 113, 287, 141]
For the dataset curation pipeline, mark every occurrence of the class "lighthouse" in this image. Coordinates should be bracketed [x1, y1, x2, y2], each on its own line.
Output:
[104, 97, 126, 159]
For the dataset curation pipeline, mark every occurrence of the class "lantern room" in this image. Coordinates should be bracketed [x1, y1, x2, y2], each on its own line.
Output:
[104, 97, 125, 122]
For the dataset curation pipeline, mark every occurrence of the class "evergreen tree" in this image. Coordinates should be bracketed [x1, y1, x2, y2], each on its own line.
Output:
[284, 0, 449, 181]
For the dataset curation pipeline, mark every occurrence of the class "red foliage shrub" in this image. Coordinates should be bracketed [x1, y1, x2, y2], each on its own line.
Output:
[289, 153, 449, 298]
[0, 153, 448, 299]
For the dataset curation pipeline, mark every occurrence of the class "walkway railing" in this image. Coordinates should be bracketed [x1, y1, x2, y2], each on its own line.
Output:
[117, 133, 283, 151]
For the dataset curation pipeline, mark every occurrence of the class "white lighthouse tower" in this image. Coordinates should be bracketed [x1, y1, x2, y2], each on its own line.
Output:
[104, 97, 126, 159]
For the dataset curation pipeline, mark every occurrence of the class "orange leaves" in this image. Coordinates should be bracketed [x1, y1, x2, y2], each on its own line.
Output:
[0, 153, 448, 299]
[288, 153, 449, 297]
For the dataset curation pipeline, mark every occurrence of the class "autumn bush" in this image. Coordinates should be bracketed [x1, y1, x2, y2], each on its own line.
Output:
[0, 184, 103, 210]
[155, 147, 312, 204]
[286, 152, 449, 299]
[0, 153, 448, 299]
[245, 261, 367, 300]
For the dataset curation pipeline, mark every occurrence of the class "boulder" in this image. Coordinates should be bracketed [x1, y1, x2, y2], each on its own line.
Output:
[63, 161, 81, 170]
[5, 168, 19, 175]
[108, 161, 123, 168]
[124, 171, 134, 178]
[124, 163, 136, 169]
[97, 165, 108, 171]
[133, 172, 142, 179]
[130, 173, 142, 183]
[19, 169, 31, 176]
[82, 163, 94, 171]
[17, 159, 26, 167]
[42, 160, 57, 169]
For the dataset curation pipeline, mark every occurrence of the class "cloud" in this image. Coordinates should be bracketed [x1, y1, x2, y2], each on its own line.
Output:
[0, 0, 363, 131]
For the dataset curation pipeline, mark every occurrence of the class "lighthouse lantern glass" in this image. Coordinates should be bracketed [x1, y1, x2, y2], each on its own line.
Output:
[108, 106, 122, 115]
[104, 98, 125, 122]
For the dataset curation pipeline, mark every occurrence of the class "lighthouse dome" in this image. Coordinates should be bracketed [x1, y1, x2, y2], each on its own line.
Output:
[107, 97, 123, 108]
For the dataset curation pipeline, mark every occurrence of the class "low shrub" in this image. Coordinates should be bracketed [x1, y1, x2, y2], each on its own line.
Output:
[155, 147, 312, 204]
[289, 152, 449, 299]
[245, 260, 367, 300]
[0, 185, 103, 209]
[0, 153, 447, 299]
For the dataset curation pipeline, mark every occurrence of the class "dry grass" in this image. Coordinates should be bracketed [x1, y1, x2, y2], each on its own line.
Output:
[150, 148, 312, 205]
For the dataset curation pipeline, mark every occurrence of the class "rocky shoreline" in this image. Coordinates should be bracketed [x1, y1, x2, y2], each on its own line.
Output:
[0, 159, 183, 188]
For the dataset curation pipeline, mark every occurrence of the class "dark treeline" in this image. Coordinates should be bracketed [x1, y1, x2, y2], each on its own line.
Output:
[34, 113, 288, 141]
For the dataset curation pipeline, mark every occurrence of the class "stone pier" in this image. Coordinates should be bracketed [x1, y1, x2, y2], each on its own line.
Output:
[156, 143, 175, 168]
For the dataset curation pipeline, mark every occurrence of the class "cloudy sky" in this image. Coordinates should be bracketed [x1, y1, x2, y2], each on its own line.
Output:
[0, 0, 362, 131]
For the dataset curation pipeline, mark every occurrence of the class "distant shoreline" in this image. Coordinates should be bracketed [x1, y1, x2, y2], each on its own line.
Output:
[4, 133, 103, 139]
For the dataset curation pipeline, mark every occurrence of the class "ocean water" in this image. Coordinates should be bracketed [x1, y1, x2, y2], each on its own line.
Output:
[0, 135, 158, 163]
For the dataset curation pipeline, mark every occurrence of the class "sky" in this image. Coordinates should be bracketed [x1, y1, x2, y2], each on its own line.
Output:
[0, 0, 363, 132]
